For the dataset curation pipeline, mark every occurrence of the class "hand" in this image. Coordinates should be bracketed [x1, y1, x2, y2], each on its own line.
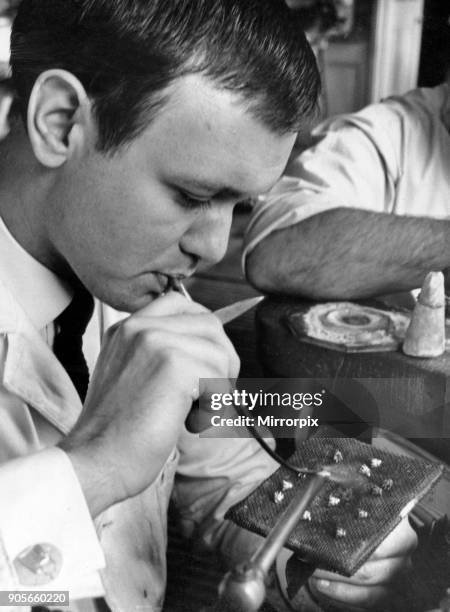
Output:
[307, 517, 417, 610]
[60, 292, 240, 516]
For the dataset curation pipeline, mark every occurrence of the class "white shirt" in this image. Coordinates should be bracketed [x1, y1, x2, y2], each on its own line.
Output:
[0, 216, 105, 601]
[0, 214, 279, 612]
[243, 84, 450, 264]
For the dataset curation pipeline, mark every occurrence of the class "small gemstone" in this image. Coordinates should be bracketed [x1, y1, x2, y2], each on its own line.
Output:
[359, 464, 372, 477]
[282, 479, 293, 491]
[333, 450, 344, 463]
[328, 494, 341, 506]
[273, 491, 285, 504]
[382, 478, 394, 491]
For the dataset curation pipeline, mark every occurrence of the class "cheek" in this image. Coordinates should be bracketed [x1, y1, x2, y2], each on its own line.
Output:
[55, 160, 194, 273]
[75, 188, 192, 268]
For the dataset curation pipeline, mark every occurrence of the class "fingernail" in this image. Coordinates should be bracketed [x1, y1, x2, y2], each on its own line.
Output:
[315, 579, 330, 590]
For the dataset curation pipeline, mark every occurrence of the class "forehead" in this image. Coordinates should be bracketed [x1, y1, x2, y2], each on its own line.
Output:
[136, 74, 296, 195]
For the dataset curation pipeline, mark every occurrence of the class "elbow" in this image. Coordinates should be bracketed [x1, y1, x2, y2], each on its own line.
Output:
[245, 248, 278, 293]
[246, 246, 362, 301]
[245, 246, 315, 298]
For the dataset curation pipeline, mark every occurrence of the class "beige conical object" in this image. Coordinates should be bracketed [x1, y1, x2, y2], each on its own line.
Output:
[403, 271, 446, 358]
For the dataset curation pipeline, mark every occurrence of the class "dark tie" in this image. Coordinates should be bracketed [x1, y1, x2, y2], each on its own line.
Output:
[37, 294, 106, 612]
[53, 286, 94, 401]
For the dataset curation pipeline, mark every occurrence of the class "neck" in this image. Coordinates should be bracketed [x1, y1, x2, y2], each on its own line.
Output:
[0, 119, 63, 276]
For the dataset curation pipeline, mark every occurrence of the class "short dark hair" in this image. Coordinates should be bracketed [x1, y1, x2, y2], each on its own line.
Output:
[11, 0, 320, 153]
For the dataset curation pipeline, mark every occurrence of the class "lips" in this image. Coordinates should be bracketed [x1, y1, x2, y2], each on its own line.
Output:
[152, 272, 172, 293]
[152, 271, 193, 294]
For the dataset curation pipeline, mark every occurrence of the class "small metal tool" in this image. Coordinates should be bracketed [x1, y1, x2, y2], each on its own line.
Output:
[217, 464, 367, 612]
[214, 296, 264, 325]
[169, 278, 264, 325]
[169, 278, 193, 301]
[217, 473, 329, 612]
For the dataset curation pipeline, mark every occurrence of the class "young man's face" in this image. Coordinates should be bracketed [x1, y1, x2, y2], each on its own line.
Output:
[46, 75, 296, 312]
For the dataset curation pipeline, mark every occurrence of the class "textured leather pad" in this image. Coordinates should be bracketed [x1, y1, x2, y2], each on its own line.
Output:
[226, 437, 443, 575]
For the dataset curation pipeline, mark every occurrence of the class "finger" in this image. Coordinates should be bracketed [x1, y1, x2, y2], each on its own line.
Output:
[134, 312, 224, 337]
[309, 576, 389, 610]
[102, 294, 205, 338]
[368, 517, 418, 560]
[352, 554, 412, 585]
[127, 313, 240, 377]
[136, 291, 210, 317]
[112, 312, 226, 346]
[143, 332, 238, 383]
[313, 554, 411, 587]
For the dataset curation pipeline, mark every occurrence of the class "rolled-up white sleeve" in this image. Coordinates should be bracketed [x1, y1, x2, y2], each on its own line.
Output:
[243, 107, 401, 270]
[0, 447, 105, 599]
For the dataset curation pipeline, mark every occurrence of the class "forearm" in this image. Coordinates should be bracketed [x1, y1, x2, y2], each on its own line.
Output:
[246, 208, 450, 299]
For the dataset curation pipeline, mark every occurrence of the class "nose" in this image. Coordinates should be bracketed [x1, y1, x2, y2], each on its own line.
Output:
[181, 203, 234, 267]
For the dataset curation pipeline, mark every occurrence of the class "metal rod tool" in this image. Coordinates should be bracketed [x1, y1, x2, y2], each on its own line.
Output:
[217, 473, 329, 612]
[170, 278, 263, 324]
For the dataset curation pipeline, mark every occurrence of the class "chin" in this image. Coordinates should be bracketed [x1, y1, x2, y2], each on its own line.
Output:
[85, 276, 163, 313]
[116, 291, 163, 313]
[130, 292, 162, 312]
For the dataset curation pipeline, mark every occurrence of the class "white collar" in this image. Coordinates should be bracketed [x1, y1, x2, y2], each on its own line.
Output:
[0, 216, 73, 330]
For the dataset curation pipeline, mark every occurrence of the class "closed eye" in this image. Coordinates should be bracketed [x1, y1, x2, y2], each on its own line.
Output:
[177, 190, 212, 211]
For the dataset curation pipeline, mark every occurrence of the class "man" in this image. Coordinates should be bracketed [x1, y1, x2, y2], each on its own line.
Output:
[245, 83, 450, 300]
[0, 2, 415, 611]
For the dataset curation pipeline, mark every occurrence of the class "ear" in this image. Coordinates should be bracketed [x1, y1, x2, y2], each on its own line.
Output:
[27, 69, 93, 168]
